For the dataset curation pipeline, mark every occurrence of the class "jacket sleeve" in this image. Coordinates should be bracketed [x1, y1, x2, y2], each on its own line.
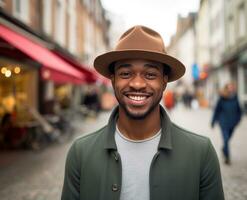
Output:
[211, 98, 221, 127]
[199, 139, 225, 200]
[61, 142, 81, 200]
[236, 96, 242, 124]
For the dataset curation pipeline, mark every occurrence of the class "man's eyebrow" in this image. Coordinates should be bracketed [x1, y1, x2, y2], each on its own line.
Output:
[115, 62, 162, 71]
[144, 63, 161, 70]
[115, 63, 131, 70]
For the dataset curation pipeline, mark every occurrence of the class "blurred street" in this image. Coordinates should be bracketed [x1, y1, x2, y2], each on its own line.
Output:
[0, 106, 246, 200]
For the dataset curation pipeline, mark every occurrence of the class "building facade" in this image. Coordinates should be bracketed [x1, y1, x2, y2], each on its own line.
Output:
[206, 0, 226, 105]
[223, 0, 247, 111]
[0, 0, 110, 125]
[168, 0, 247, 111]
[167, 13, 197, 98]
[196, 0, 211, 72]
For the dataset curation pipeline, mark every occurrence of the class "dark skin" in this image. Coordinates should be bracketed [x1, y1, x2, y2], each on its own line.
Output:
[111, 59, 168, 140]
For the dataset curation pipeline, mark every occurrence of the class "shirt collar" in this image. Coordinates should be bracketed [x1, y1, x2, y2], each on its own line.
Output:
[103, 105, 173, 151]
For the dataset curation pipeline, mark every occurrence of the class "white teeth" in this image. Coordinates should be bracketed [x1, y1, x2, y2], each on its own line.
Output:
[128, 96, 146, 101]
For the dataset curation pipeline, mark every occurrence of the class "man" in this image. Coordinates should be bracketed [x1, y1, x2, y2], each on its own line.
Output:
[61, 25, 224, 200]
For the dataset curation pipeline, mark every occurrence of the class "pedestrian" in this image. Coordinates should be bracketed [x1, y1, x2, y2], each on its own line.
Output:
[82, 87, 101, 116]
[182, 90, 193, 108]
[211, 82, 242, 165]
[163, 89, 175, 111]
[61, 25, 224, 200]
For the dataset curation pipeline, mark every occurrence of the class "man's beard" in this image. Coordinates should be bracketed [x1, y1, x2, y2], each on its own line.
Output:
[116, 93, 162, 120]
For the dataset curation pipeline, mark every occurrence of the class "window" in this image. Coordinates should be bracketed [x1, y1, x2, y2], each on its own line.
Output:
[68, 0, 77, 53]
[15, 0, 21, 13]
[13, 0, 29, 23]
[55, 0, 66, 46]
[228, 16, 235, 47]
[83, 19, 94, 64]
[238, 4, 246, 39]
[0, 0, 5, 7]
[42, 0, 52, 35]
[210, 12, 221, 35]
[84, 0, 91, 12]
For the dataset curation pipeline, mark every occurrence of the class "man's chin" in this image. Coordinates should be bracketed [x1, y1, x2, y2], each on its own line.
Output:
[124, 107, 152, 120]
[119, 100, 161, 120]
[126, 112, 148, 120]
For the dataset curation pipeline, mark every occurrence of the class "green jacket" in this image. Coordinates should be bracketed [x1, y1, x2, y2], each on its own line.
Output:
[61, 106, 224, 200]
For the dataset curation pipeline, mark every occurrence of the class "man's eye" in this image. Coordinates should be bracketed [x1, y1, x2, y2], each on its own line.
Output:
[145, 72, 157, 79]
[119, 72, 131, 78]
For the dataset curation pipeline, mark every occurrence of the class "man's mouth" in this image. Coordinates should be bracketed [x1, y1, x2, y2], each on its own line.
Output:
[124, 93, 151, 105]
[127, 95, 147, 101]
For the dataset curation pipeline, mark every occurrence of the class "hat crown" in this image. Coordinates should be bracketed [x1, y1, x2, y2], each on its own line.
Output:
[94, 25, 185, 82]
[115, 25, 167, 54]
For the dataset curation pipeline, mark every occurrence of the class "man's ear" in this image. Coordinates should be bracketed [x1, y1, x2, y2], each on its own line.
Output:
[163, 75, 168, 91]
[110, 74, 115, 86]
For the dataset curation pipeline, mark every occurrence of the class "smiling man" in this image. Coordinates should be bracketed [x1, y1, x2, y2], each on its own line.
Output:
[114, 59, 166, 121]
[61, 25, 224, 200]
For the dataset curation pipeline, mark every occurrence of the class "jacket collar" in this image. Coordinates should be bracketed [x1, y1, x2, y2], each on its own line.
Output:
[103, 105, 173, 151]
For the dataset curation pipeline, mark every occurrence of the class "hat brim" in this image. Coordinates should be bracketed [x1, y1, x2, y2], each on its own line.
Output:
[94, 50, 186, 82]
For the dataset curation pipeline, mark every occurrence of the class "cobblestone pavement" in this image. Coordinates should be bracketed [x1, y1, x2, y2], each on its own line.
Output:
[0, 107, 246, 200]
[0, 112, 110, 200]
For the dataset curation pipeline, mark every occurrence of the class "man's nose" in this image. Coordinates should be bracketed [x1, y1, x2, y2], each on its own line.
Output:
[129, 75, 147, 90]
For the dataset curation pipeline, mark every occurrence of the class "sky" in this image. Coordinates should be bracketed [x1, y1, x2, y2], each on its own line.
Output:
[101, 0, 200, 45]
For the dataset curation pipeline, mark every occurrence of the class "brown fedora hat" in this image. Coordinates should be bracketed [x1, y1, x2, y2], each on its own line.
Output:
[94, 25, 185, 82]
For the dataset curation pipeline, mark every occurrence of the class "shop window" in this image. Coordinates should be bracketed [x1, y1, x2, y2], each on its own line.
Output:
[0, 64, 38, 123]
[13, 0, 30, 23]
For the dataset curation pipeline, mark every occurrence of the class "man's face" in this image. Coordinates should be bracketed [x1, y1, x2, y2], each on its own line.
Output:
[111, 59, 168, 120]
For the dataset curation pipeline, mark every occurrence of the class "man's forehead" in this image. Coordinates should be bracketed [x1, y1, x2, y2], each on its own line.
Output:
[115, 59, 163, 68]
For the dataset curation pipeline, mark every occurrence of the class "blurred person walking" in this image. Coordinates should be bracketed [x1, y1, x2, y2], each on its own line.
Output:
[182, 90, 193, 108]
[163, 89, 175, 111]
[82, 87, 101, 117]
[211, 82, 242, 164]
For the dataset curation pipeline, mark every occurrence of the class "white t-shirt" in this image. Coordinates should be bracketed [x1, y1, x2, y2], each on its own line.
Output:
[115, 126, 161, 200]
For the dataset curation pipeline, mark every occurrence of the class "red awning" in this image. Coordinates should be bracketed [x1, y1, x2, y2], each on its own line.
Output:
[0, 24, 85, 84]
[40, 67, 83, 84]
[52, 50, 97, 83]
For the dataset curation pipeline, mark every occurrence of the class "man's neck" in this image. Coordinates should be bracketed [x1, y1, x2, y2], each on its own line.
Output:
[117, 106, 161, 140]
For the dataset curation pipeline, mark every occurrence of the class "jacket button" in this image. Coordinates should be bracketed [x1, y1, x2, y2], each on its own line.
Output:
[112, 184, 118, 192]
[113, 152, 119, 161]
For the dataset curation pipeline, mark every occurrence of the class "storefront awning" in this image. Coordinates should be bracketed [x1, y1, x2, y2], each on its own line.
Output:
[0, 24, 85, 84]
[52, 50, 97, 83]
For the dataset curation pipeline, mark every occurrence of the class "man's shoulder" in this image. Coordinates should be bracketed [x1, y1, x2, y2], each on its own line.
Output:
[171, 122, 210, 147]
[169, 123, 216, 161]
[72, 125, 107, 148]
